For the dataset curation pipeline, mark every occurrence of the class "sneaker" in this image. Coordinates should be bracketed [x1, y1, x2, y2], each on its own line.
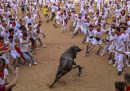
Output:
[100, 53, 104, 56]
[127, 64, 130, 67]
[33, 62, 37, 65]
[113, 63, 117, 67]
[42, 45, 47, 48]
[108, 60, 113, 64]
[29, 63, 32, 67]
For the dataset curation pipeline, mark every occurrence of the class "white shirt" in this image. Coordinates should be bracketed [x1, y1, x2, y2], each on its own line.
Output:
[76, 18, 83, 27]
[86, 29, 94, 38]
[39, 0, 43, 4]
[114, 33, 125, 51]
[93, 29, 104, 38]
[114, 9, 121, 17]
[9, 41, 17, 53]
[56, 11, 61, 19]
[26, 17, 35, 25]
[14, 30, 23, 40]
[1, 31, 9, 43]
[20, 37, 31, 52]
[51, 5, 57, 12]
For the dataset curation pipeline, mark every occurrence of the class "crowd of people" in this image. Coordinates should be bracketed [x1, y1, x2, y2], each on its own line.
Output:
[0, 0, 129, 91]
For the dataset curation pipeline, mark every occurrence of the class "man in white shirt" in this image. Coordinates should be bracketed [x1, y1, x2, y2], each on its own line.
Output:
[50, 3, 58, 21]
[8, 36, 20, 70]
[25, 13, 35, 27]
[113, 27, 126, 75]
[20, 33, 37, 67]
[72, 14, 84, 37]
[1, 30, 10, 44]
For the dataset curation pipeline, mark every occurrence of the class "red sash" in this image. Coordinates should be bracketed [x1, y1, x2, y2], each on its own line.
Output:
[126, 86, 130, 91]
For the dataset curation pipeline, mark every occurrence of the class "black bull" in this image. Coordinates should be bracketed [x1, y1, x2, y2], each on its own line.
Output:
[49, 46, 83, 88]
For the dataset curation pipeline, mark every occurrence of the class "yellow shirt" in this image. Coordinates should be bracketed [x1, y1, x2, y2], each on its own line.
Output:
[43, 8, 48, 15]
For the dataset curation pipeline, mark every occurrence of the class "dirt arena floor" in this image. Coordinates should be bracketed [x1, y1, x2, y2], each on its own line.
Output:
[7, 5, 130, 91]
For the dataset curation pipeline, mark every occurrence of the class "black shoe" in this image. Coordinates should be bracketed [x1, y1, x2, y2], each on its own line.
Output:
[118, 71, 122, 76]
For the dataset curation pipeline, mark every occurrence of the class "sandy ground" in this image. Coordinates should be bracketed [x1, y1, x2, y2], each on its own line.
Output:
[7, 5, 130, 91]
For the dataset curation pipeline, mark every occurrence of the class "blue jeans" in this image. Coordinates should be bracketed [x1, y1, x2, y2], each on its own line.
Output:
[22, 52, 36, 64]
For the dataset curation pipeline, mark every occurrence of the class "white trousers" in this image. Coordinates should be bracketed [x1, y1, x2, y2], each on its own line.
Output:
[10, 51, 20, 59]
[115, 52, 124, 71]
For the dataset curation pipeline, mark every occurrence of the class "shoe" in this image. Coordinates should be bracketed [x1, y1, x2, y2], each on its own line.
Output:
[113, 63, 117, 67]
[127, 64, 130, 67]
[100, 53, 104, 56]
[118, 71, 122, 76]
[33, 62, 37, 65]
[29, 63, 32, 67]
[42, 45, 47, 48]
[108, 60, 112, 64]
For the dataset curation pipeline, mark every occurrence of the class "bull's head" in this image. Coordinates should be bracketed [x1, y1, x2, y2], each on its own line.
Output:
[70, 45, 82, 59]
[73, 46, 82, 52]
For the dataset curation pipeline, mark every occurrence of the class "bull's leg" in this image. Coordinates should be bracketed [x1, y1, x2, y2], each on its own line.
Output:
[50, 70, 70, 88]
[73, 61, 77, 65]
[72, 65, 84, 77]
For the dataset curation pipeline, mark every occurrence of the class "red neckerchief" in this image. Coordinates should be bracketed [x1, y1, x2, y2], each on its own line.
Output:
[126, 86, 130, 91]
[116, 32, 122, 36]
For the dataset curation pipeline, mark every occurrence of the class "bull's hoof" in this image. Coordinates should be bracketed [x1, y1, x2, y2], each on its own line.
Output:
[47, 84, 54, 89]
[49, 85, 53, 89]
[78, 67, 84, 77]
